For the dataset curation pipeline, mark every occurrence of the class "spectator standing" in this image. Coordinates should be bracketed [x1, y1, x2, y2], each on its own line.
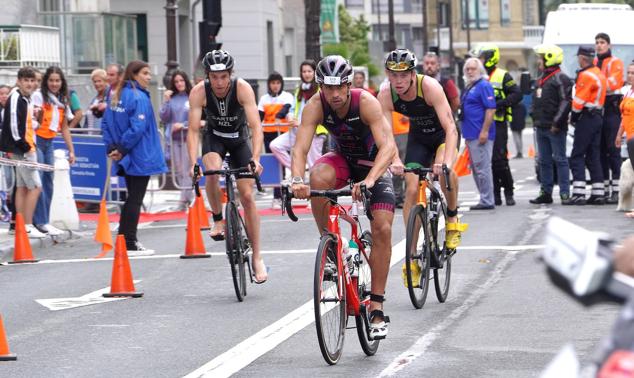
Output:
[31, 66, 76, 235]
[102, 60, 167, 255]
[352, 70, 377, 96]
[565, 46, 607, 205]
[475, 44, 522, 206]
[0, 85, 10, 122]
[510, 102, 526, 158]
[595, 33, 625, 204]
[0, 67, 45, 238]
[529, 44, 573, 205]
[422, 52, 461, 113]
[460, 58, 497, 210]
[84, 69, 108, 132]
[159, 69, 194, 210]
[616, 62, 634, 165]
[67, 88, 83, 129]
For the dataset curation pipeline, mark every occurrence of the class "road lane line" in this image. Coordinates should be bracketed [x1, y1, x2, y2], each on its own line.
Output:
[378, 250, 521, 377]
[183, 238, 408, 378]
[0, 244, 543, 267]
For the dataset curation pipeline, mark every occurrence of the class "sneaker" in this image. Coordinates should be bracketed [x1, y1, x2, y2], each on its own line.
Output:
[587, 195, 605, 205]
[8, 223, 15, 235]
[271, 198, 282, 210]
[562, 195, 586, 206]
[529, 192, 553, 204]
[127, 241, 155, 256]
[494, 193, 502, 206]
[606, 192, 619, 204]
[505, 195, 516, 206]
[25, 224, 47, 239]
[41, 224, 64, 236]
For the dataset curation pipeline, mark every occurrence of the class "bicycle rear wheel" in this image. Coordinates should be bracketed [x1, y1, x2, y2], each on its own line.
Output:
[405, 205, 431, 309]
[226, 202, 247, 302]
[432, 197, 451, 302]
[314, 234, 346, 365]
[355, 230, 380, 356]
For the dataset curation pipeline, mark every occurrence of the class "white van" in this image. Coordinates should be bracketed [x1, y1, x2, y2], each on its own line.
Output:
[542, 3, 634, 77]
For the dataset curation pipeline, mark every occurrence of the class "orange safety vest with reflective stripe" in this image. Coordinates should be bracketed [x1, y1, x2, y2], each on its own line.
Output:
[261, 103, 290, 133]
[572, 66, 606, 112]
[594, 55, 624, 96]
[391, 111, 410, 135]
[621, 89, 634, 140]
[36, 101, 65, 139]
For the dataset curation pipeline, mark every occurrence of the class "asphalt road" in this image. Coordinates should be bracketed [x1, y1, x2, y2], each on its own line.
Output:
[0, 155, 628, 378]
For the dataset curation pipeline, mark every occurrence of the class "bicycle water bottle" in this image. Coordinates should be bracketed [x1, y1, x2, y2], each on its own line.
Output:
[348, 239, 359, 277]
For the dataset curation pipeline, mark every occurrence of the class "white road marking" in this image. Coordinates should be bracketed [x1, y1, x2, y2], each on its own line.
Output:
[35, 280, 141, 311]
[182, 239, 408, 378]
[378, 251, 521, 377]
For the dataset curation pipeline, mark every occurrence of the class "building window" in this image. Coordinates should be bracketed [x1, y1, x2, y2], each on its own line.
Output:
[345, 0, 364, 7]
[412, 26, 423, 42]
[373, 0, 404, 13]
[439, 3, 450, 27]
[267, 21, 274, 74]
[411, 0, 423, 13]
[500, 0, 511, 26]
[461, 0, 489, 29]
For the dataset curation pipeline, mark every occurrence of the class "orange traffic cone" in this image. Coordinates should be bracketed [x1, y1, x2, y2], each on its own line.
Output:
[181, 206, 210, 259]
[453, 148, 472, 177]
[528, 144, 535, 158]
[103, 235, 143, 298]
[195, 195, 211, 231]
[0, 315, 17, 361]
[94, 199, 113, 258]
[8, 213, 38, 264]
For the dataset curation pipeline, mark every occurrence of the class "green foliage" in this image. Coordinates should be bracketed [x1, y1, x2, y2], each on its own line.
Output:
[323, 43, 349, 58]
[336, 5, 379, 78]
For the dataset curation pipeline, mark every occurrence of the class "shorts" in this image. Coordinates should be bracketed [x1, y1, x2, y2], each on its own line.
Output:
[313, 152, 395, 212]
[202, 134, 253, 175]
[11, 152, 42, 189]
[405, 131, 446, 168]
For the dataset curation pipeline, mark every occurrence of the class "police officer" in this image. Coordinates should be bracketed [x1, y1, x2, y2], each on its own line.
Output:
[565, 46, 607, 205]
[474, 44, 522, 206]
[595, 32, 625, 204]
[529, 44, 573, 205]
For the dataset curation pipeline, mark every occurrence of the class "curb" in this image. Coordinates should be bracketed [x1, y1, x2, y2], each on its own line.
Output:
[0, 231, 83, 262]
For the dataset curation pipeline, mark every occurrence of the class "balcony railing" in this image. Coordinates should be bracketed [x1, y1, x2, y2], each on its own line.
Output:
[523, 25, 544, 45]
[0, 25, 60, 68]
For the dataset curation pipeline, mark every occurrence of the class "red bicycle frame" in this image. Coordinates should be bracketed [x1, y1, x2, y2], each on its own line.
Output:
[326, 203, 371, 317]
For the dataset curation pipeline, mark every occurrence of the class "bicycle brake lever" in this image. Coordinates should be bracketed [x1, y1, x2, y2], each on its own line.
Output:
[360, 183, 374, 222]
[442, 164, 452, 192]
[193, 164, 201, 197]
[249, 161, 264, 193]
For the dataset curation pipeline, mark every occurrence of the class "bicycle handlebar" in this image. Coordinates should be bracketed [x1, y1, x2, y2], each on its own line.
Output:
[192, 162, 264, 197]
[280, 183, 373, 222]
[404, 164, 452, 192]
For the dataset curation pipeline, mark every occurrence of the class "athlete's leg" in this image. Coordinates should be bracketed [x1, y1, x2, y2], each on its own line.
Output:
[236, 177, 266, 281]
[369, 209, 394, 315]
[402, 173, 419, 227]
[202, 152, 225, 237]
[435, 144, 459, 224]
[308, 152, 349, 234]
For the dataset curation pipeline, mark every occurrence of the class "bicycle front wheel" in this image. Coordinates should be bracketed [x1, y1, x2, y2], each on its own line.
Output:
[355, 230, 380, 356]
[314, 234, 346, 365]
[432, 197, 451, 303]
[405, 205, 431, 309]
[226, 202, 247, 302]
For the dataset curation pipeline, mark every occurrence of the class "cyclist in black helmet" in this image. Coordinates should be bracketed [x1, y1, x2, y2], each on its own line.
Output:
[187, 49, 268, 283]
[291, 55, 398, 340]
[378, 48, 467, 252]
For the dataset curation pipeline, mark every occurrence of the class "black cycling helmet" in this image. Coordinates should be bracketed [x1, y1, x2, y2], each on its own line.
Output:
[202, 50, 234, 72]
[315, 55, 354, 85]
[385, 49, 417, 71]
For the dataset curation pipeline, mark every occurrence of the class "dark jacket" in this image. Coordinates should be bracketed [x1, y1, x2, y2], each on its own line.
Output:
[0, 89, 34, 154]
[530, 66, 573, 130]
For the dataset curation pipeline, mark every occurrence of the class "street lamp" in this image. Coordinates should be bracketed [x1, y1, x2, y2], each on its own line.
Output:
[163, 0, 179, 88]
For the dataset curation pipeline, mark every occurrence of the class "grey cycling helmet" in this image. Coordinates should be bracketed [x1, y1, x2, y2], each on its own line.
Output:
[202, 50, 234, 72]
[315, 55, 354, 85]
[385, 49, 417, 71]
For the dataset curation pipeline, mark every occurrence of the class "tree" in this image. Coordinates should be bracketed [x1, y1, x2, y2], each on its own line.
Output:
[324, 5, 379, 77]
[305, 0, 322, 62]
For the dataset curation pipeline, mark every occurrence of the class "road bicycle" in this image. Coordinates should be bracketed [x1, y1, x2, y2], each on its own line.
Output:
[403, 165, 453, 309]
[193, 161, 263, 302]
[281, 183, 380, 365]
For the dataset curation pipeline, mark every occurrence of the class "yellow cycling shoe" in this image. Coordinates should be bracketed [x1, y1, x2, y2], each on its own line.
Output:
[445, 222, 469, 250]
[401, 261, 422, 288]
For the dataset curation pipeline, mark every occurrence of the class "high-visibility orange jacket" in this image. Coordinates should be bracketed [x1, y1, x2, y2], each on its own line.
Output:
[391, 111, 410, 135]
[572, 65, 607, 113]
[594, 55, 624, 96]
[621, 88, 634, 140]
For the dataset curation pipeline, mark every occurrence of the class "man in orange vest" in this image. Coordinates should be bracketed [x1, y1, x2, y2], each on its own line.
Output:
[565, 46, 607, 205]
[594, 32, 625, 204]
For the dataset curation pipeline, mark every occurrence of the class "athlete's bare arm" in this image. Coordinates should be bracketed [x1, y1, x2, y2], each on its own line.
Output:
[359, 91, 398, 189]
[236, 78, 263, 173]
[423, 77, 459, 166]
[187, 81, 206, 176]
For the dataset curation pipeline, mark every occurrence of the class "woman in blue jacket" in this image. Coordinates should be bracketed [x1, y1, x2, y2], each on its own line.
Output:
[102, 60, 167, 255]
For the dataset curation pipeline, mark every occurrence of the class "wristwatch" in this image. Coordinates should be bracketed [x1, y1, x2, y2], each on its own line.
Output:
[291, 176, 304, 185]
